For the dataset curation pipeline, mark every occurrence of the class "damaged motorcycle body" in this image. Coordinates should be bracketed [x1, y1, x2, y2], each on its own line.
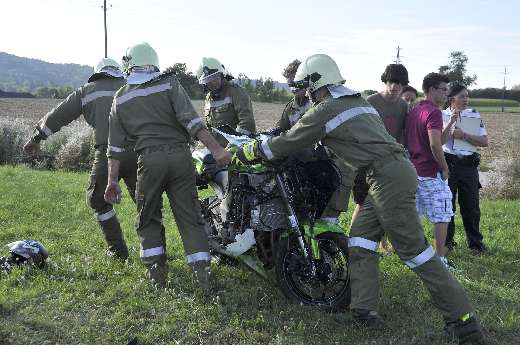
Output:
[193, 128, 351, 310]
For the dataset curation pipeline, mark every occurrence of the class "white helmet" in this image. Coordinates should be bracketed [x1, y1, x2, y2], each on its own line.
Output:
[94, 58, 121, 74]
[122, 42, 160, 72]
[6, 240, 49, 265]
[195, 57, 229, 84]
[293, 54, 345, 92]
[89, 58, 123, 82]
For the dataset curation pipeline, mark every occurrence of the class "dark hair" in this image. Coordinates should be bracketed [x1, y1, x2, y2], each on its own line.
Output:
[381, 64, 409, 85]
[422, 73, 450, 93]
[282, 59, 301, 79]
[447, 83, 467, 98]
[401, 85, 418, 97]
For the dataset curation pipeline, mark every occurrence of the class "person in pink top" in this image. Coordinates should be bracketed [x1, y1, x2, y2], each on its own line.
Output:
[406, 72, 456, 272]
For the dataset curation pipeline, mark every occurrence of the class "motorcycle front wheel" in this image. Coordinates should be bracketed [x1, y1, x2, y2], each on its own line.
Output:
[275, 232, 350, 311]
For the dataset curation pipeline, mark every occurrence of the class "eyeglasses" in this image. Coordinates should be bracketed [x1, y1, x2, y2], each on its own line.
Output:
[434, 86, 448, 92]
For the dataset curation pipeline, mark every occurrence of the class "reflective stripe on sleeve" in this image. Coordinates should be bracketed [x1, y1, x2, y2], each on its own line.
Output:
[260, 138, 274, 160]
[40, 125, 53, 137]
[348, 236, 378, 252]
[187, 117, 202, 131]
[81, 90, 116, 106]
[140, 246, 165, 258]
[404, 245, 435, 269]
[186, 251, 211, 263]
[325, 106, 379, 133]
[236, 127, 251, 135]
[116, 83, 172, 105]
[108, 145, 125, 153]
[96, 209, 116, 222]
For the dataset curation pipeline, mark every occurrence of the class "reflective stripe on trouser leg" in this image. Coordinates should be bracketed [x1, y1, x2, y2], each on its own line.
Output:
[97, 211, 128, 259]
[96, 209, 116, 221]
[348, 237, 379, 251]
[348, 236, 380, 311]
[404, 245, 435, 268]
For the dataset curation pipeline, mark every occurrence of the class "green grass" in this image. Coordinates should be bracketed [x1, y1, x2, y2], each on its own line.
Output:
[468, 98, 519, 108]
[1, 166, 519, 345]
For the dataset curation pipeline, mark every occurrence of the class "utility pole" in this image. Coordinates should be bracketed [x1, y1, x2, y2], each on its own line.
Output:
[501, 66, 510, 112]
[394, 46, 403, 64]
[102, 1, 111, 58]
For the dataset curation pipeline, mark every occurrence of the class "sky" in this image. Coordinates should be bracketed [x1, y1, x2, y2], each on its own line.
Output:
[2, 0, 519, 91]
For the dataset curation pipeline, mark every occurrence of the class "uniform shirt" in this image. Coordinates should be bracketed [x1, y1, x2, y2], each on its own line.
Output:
[442, 108, 487, 156]
[405, 100, 443, 178]
[366, 93, 408, 144]
[36, 75, 126, 147]
[276, 98, 311, 131]
[259, 93, 404, 171]
[107, 73, 205, 160]
[203, 81, 255, 135]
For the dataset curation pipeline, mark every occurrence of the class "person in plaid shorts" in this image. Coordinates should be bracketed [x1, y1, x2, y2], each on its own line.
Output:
[406, 73, 456, 271]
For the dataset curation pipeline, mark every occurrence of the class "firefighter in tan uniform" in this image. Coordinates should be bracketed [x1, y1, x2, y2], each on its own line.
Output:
[104, 43, 231, 291]
[23, 58, 136, 260]
[232, 54, 483, 344]
[196, 57, 255, 145]
[275, 59, 354, 224]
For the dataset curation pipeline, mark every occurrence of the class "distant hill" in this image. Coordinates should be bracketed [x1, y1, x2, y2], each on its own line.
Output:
[0, 52, 93, 93]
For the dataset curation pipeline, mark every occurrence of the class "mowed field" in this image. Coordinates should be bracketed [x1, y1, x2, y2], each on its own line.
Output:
[1, 97, 520, 168]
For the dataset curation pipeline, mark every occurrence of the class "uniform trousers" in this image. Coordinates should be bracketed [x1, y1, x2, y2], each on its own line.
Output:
[349, 154, 473, 322]
[86, 147, 137, 258]
[135, 144, 210, 271]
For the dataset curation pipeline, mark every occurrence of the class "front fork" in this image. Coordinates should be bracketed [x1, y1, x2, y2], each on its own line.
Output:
[274, 173, 317, 274]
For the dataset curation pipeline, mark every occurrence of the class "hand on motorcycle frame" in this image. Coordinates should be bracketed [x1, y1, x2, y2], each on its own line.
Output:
[231, 140, 262, 166]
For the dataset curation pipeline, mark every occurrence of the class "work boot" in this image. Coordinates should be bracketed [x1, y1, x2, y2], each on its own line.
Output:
[351, 309, 386, 330]
[99, 216, 129, 260]
[144, 262, 168, 289]
[444, 313, 483, 344]
[189, 260, 215, 296]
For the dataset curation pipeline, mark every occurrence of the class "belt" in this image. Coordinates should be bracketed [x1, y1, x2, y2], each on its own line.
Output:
[95, 143, 135, 152]
[138, 143, 187, 156]
[445, 152, 479, 166]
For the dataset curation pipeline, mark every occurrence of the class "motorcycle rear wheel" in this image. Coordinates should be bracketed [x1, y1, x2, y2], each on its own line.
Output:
[275, 232, 350, 311]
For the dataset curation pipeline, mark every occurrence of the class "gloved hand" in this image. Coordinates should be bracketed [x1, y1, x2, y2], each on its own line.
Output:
[231, 140, 260, 166]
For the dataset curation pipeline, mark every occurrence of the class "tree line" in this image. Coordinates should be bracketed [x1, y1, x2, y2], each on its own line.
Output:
[6, 51, 520, 103]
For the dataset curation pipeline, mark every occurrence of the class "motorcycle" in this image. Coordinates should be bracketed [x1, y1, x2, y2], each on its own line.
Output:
[192, 128, 350, 310]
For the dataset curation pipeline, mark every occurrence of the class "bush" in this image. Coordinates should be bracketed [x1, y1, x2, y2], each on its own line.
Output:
[482, 136, 520, 199]
[53, 123, 94, 171]
[0, 117, 94, 171]
[0, 117, 31, 165]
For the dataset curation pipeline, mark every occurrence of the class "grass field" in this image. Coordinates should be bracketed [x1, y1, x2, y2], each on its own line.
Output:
[1, 166, 519, 344]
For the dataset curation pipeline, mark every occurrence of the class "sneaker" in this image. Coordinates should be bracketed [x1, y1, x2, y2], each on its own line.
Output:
[440, 256, 461, 273]
[351, 309, 386, 330]
[446, 240, 458, 251]
[445, 313, 483, 344]
[470, 243, 488, 255]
